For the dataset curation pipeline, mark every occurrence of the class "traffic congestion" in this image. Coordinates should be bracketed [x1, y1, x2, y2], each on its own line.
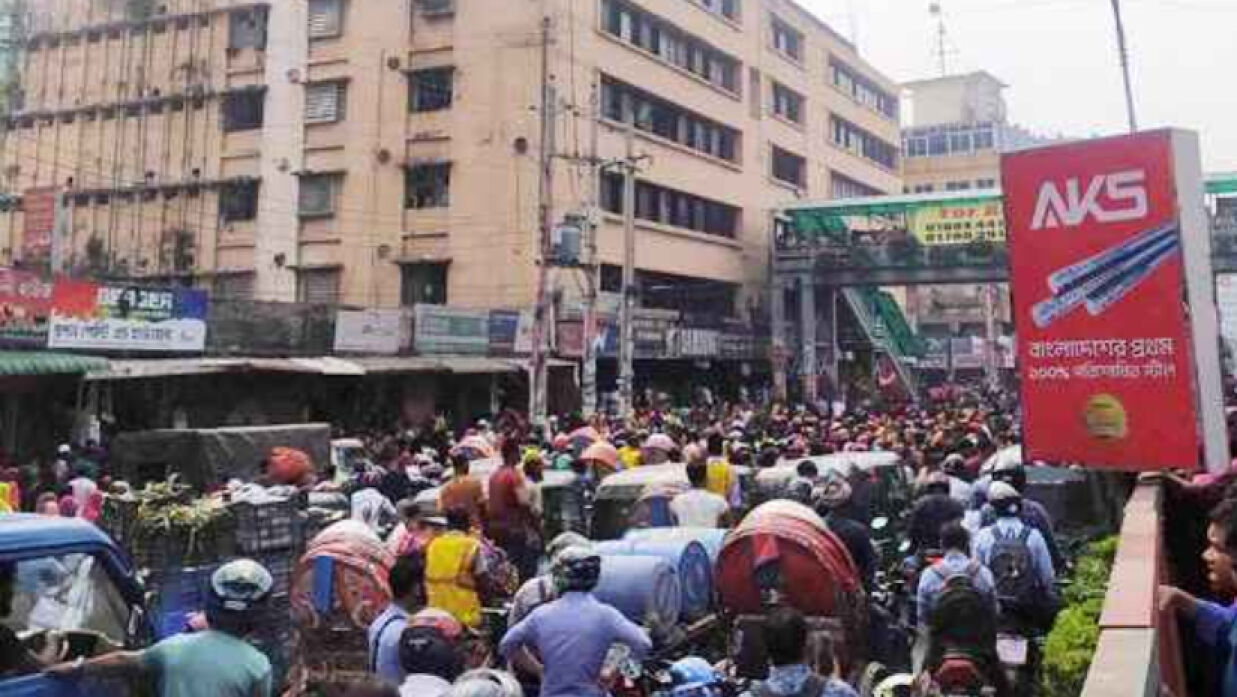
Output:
[0, 394, 1120, 697]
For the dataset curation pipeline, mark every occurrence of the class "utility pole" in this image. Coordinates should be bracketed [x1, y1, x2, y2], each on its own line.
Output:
[580, 82, 600, 416]
[530, 15, 554, 429]
[1110, 0, 1138, 133]
[618, 124, 637, 416]
[929, 2, 948, 77]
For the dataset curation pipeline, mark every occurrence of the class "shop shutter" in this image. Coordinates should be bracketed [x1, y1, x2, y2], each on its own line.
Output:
[298, 269, 341, 305]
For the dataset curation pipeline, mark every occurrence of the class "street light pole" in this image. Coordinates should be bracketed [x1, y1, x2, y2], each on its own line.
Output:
[618, 124, 637, 416]
[1110, 0, 1138, 133]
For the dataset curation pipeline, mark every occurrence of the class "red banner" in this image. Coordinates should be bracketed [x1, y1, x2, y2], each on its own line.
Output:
[1003, 131, 1198, 471]
[21, 187, 57, 261]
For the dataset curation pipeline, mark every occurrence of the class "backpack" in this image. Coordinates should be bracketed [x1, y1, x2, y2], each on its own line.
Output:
[987, 525, 1037, 611]
[927, 561, 993, 648]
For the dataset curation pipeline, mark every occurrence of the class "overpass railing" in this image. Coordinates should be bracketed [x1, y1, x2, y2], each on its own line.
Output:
[1080, 480, 1186, 697]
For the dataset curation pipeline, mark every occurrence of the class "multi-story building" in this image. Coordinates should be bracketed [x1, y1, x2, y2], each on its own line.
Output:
[0, 0, 899, 315]
[897, 70, 1053, 380]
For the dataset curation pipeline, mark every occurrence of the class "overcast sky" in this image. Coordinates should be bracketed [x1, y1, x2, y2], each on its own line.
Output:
[800, 0, 1237, 171]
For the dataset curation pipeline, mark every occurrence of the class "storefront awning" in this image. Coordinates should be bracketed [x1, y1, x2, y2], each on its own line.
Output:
[350, 356, 525, 375]
[0, 351, 110, 376]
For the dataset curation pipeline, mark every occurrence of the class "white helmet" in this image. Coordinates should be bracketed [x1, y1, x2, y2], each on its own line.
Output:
[448, 669, 524, 697]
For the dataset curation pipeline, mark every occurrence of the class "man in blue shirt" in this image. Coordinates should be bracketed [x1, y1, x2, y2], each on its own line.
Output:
[1161, 497, 1237, 697]
[368, 555, 424, 683]
[973, 482, 1058, 631]
[917, 522, 997, 623]
[745, 606, 858, 697]
[498, 547, 651, 697]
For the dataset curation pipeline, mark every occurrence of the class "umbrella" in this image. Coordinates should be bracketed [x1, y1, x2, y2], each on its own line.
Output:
[581, 441, 620, 469]
[569, 426, 601, 445]
[454, 435, 495, 459]
[642, 433, 677, 453]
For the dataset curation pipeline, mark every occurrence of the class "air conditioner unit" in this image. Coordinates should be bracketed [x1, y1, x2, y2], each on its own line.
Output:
[550, 218, 583, 266]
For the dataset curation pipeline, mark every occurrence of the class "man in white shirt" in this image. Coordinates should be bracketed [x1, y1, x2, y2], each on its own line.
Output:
[670, 461, 730, 528]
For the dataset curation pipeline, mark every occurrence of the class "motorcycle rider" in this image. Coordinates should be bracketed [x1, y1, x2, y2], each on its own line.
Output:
[49, 559, 275, 697]
[983, 457, 1063, 572]
[746, 606, 859, 697]
[916, 523, 1007, 695]
[397, 611, 466, 697]
[974, 482, 1059, 644]
[498, 547, 651, 697]
[908, 472, 965, 556]
[665, 657, 725, 697]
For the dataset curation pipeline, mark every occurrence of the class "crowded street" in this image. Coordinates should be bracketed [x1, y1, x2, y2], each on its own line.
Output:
[4, 0, 1237, 696]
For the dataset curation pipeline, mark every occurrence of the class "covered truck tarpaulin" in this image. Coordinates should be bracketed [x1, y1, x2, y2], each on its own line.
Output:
[110, 423, 331, 490]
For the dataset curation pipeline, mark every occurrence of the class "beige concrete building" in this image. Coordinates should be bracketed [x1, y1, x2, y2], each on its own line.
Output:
[0, 0, 900, 342]
[895, 71, 1058, 376]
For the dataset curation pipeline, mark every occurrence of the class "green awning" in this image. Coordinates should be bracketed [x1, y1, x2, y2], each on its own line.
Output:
[0, 351, 110, 376]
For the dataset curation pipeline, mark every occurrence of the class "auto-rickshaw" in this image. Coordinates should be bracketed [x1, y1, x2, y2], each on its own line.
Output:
[715, 500, 868, 681]
[0, 515, 151, 697]
[592, 463, 753, 540]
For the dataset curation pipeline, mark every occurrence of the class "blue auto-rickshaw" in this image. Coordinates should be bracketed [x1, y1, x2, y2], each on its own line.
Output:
[0, 514, 151, 697]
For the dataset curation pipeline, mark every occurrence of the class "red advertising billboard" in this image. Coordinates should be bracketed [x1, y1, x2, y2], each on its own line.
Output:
[1003, 131, 1213, 471]
[21, 187, 57, 260]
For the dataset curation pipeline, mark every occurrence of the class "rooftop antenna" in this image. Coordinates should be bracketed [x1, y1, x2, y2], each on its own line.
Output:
[929, 2, 948, 77]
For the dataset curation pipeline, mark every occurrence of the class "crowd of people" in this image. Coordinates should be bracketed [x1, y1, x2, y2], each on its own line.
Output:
[0, 393, 1083, 697]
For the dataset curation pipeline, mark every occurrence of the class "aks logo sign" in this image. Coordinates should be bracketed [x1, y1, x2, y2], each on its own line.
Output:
[1031, 169, 1149, 230]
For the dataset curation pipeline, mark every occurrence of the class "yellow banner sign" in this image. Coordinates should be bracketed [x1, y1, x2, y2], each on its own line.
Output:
[911, 201, 1007, 246]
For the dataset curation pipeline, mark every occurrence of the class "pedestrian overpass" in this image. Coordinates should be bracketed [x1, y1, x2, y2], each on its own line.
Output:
[770, 174, 1237, 401]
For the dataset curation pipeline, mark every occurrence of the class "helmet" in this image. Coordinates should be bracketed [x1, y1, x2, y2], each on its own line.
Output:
[448, 669, 524, 697]
[399, 625, 465, 682]
[873, 673, 915, 697]
[813, 471, 853, 511]
[552, 546, 602, 593]
[546, 532, 592, 561]
[987, 481, 1022, 516]
[991, 449, 1027, 490]
[941, 453, 967, 477]
[668, 657, 722, 696]
[787, 477, 815, 505]
[208, 559, 273, 613]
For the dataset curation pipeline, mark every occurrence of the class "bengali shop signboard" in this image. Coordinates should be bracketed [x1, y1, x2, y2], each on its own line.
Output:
[0, 269, 53, 346]
[1003, 130, 1226, 472]
[334, 309, 403, 354]
[48, 281, 208, 352]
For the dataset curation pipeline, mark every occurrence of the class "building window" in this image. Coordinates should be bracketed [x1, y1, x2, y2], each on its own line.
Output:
[687, 0, 739, 21]
[213, 273, 254, 301]
[771, 82, 803, 124]
[219, 179, 259, 222]
[416, 0, 455, 16]
[600, 75, 740, 163]
[832, 173, 882, 199]
[228, 7, 268, 50]
[401, 263, 448, 306]
[771, 146, 805, 188]
[912, 183, 935, 194]
[408, 67, 454, 112]
[304, 81, 346, 123]
[405, 163, 452, 209]
[222, 90, 265, 132]
[297, 268, 342, 304]
[308, 0, 344, 38]
[830, 116, 897, 170]
[299, 174, 342, 217]
[770, 15, 803, 62]
[976, 178, 997, 189]
[601, 0, 740, 95]
[945, 180, 973, 191]
[829, 58, 897, 119]
[903, 123, 998, 159]
[600, 172, 739, 238]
